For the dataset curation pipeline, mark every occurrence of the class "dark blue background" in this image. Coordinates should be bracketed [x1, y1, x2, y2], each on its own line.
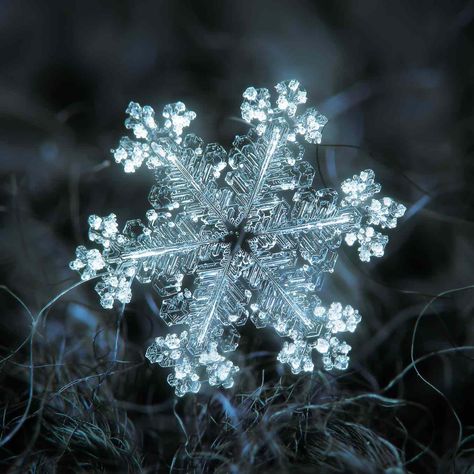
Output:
[1, 1, 473, 471]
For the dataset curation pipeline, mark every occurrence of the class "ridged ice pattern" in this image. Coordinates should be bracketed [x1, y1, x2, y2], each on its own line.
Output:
[70, 80, 406, 396]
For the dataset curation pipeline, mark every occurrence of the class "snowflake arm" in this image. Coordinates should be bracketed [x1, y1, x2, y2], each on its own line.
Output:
[114, 101, 230, 223]
[233, 122, 290, 224]
[227, 80, 326, 226]
[145, 248, 248, 395]
[70, 212, 225, 308]
[255, 172, 406, 266]
[245, 247, 317, 331]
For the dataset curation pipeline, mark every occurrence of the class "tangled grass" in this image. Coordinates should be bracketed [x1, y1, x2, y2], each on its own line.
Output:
[1, 278, 473, 473]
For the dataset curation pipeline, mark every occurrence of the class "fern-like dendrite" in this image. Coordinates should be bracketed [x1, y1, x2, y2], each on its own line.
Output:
[70, 80, 406, 396]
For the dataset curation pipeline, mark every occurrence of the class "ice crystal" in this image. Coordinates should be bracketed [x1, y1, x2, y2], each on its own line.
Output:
[70, 80, 406, 396]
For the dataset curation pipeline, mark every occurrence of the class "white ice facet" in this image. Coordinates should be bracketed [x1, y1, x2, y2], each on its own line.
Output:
[70, 81, 406, 396]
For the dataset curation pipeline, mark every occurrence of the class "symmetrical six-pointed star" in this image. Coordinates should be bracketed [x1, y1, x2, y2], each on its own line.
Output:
[70, 80, 406, 396]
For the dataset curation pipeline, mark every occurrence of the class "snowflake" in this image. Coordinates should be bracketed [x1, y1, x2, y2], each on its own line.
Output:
[70, 80, 406, 396]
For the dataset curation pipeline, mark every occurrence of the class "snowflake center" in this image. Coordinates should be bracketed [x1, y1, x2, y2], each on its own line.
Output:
[225, 221, 255, 254]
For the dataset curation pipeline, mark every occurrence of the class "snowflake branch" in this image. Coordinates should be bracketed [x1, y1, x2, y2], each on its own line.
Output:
[107, 238, 221, 263]
[195, 254, 233, 348]
[164, 153, 229, 224]
[249, 251, 316, 330]
[240, 122, 289, 223]
[256, 207, 362, 237]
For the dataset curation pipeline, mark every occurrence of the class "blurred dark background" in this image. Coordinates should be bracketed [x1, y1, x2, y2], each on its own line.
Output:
[1, 1, 474, 472]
